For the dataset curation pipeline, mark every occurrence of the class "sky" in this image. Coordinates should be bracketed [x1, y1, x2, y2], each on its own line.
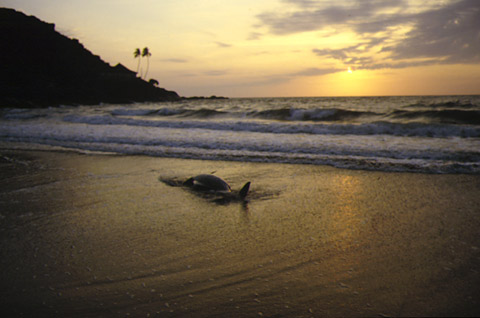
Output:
[2, 0, 480, 97]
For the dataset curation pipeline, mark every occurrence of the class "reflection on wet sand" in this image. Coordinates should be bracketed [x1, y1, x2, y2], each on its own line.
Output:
[1, 151, 479, 317]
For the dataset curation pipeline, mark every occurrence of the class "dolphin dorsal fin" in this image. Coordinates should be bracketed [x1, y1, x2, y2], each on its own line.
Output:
[239, 182, 251, 199]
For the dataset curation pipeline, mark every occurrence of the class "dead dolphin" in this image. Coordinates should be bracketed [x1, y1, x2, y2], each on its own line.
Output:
[183, 174, 251, 200]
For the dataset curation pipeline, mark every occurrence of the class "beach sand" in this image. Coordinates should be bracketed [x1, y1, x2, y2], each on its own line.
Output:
[1, 149, 479, 317]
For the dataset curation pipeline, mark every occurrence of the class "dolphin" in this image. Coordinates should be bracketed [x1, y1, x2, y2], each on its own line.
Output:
[183, 174, 251, 200]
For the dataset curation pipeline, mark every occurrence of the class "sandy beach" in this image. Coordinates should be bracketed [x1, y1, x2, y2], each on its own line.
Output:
[1, 149, 479, 317]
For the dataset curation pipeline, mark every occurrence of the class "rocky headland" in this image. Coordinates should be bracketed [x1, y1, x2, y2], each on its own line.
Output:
[0, 8, 181, 108]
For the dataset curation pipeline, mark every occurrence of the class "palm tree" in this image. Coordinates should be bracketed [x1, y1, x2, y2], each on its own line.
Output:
[142, 47, 152, 80]
[133, 48, 142, 77]
[149, 79, 159, 86]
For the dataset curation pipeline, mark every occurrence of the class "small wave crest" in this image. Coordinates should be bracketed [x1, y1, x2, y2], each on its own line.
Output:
[63, 114, 480, 138]
[248, 107, 373, 121]
[111, 108, 184, 117]
[389, 109, 480, 125]
[405, 100, 479, 109]
[112, 107, 229, 118]
[181, 108, 228, 118]
[111, 106, 378, 123]
[288, 108, 377, 122]
[110, 104, 480, 126]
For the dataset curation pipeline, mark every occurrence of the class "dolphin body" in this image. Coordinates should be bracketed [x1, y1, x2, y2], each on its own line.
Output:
[183, 174, 251, 201]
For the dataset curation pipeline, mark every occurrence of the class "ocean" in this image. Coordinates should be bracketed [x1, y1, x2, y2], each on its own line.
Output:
[1, 95, 479, 174]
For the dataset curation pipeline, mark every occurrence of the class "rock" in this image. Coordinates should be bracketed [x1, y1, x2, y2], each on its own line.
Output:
[0, 8, 180, 108]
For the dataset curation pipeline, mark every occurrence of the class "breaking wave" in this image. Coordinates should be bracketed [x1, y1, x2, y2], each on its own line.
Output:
[1, 95, 479, 174]
[63, 114, 480, 138]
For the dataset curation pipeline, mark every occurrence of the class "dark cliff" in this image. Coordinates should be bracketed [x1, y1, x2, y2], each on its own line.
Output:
[0, 8, 180, 107]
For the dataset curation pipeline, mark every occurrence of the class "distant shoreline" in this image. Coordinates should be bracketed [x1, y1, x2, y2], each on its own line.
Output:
[182, 95, 229, 100]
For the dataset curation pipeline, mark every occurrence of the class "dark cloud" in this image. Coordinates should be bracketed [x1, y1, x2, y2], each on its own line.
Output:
[312, 38, 383, 68]
[256, 0, 480, 72]
[382, 0, 480, 64]
[257, 0, 407, 35]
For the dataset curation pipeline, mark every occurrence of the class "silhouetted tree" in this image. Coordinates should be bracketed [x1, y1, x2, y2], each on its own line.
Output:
[149, 79, 159, 86]
[133, 48, 142, 77]
[142, 47, 152, 80]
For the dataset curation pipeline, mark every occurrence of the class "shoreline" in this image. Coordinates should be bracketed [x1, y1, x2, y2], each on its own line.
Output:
[1, 149, 480, 317]
[1, 141, 478, 176]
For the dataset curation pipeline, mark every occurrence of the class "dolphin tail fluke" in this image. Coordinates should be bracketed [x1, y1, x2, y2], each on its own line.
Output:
[239, 182, 251, 199]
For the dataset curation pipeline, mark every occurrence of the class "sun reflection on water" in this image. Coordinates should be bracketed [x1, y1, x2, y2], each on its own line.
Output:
[328, 175, 366, 251]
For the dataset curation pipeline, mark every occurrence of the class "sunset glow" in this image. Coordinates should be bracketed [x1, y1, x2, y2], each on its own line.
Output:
[3, 0, 480, 97]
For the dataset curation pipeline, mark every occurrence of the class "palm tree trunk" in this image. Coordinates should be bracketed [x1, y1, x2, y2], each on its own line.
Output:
[134, 48, 142, 77]
[142, 47, 151, 80]
[144, 56, 150, 80]
[136, 57, 141, 74]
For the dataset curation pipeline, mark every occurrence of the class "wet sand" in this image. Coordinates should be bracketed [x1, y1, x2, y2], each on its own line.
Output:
[1, 149, 479, 317]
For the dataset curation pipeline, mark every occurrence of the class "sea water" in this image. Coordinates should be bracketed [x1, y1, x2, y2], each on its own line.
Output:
[1, 95, 479, 174]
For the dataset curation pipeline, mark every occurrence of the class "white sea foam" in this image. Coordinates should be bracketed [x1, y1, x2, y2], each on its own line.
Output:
[111, 107, 184, 116]
[1, 119, 479, 173]
[62, 114, 480, 138]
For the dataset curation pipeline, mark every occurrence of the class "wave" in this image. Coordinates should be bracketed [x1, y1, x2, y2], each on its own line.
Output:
[405, 100, 479, 110]
[182, 108, 228, 118]
[389, 109, 480, 125]
[111, 104, 480, 126]
[111, 107, 228, 118]
[250, 108, 377, 122]
[111, 106, 378, 122]
[2, 96, 479, 174]
[63, 114, 480, 138]
[111, 107, 185, 117]
[6, 118, 478, 162]
[3, 133, 479, 174]
[0, 108, 47, 120]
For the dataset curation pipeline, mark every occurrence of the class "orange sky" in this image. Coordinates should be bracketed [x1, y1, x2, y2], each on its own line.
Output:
[3, 0, 480, 97]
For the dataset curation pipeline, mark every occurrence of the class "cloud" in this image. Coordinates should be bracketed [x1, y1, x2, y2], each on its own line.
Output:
[248, 32, 263, 40]
[204, 70, 229, 76]
[293, 67, 342, 76]
[281, 0, 317, 8]
[256, 0, 480, 72]
[382, 0, 480, 65]
[312, 38, 384, 69]
[257, 0, 408, 35]
[161, 58, 188, 63]
[214, 41, 233, 48]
